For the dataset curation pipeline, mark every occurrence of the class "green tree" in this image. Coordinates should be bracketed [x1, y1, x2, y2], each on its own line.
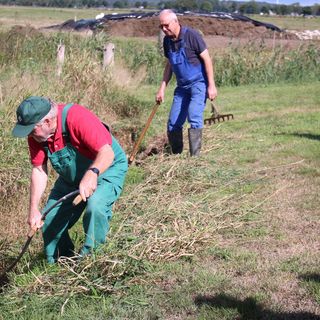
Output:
[279, 4, 289, 15]
[174, 0, 198, 11]
[246, 1, 258, 14]
[311, 4, 320, 15]
[200, 0, 212, 12]
[230, 1, 238, 13]
[209, 0, 219, 11]
[302, 6, 312, 15]
[261, 5, 270, 14]
[113, 0, 128, 7]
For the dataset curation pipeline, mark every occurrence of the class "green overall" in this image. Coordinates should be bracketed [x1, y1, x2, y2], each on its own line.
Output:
[41, 104, 128, 263]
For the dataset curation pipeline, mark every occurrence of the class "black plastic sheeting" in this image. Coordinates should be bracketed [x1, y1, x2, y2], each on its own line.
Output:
[44, 11, 282, 33]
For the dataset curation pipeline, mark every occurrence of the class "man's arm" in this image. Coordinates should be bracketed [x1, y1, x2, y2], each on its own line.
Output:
[28, 164, 48, 229]
[156, 60, 173, 103]
[79, 144, 114, 201]
[200, 49, 218, 101]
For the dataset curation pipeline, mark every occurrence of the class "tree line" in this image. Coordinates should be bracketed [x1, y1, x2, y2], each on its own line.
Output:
[0, 0, 319, 15]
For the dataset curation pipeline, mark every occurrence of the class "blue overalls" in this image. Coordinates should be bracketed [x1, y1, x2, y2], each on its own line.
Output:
[41, 104, 128, 263]
[167, 27, 207, 132]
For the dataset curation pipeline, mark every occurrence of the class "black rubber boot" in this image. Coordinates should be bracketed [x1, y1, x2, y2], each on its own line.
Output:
[168, 130, 183, 154]
[188, 128, 202, 156]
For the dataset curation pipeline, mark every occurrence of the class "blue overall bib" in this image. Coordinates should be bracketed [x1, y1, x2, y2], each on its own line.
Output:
[167, 27, 207, 131]
[41, 104, 128, 263]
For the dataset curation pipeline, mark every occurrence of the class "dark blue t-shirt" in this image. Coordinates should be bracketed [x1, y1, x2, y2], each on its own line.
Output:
[163, 26, 207, 66]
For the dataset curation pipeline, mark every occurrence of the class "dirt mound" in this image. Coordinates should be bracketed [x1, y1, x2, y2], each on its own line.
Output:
[105, 16, 297, 40]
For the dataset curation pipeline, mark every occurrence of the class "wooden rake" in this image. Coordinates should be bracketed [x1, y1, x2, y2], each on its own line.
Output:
[128, 102, 160, 165]
[204, 102, 234, 125]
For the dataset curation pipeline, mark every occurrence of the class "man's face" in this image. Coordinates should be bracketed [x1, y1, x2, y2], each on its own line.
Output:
[159, 15, 179, 38]
[29, 118, 54, 142]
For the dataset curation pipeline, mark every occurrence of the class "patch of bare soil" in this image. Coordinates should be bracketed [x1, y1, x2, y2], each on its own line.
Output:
[106, 16, 296, 40]
[104, 15, 314, 51]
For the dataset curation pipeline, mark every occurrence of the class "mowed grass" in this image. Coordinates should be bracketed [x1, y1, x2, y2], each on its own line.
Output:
[249, 14, 320, 30]
[0, 81, 319, 319]
[0, 5, 135, 29]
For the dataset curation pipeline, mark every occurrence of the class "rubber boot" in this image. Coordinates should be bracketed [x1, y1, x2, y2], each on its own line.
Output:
[168, 130, 183, 154]
[188, 128, 202, 156]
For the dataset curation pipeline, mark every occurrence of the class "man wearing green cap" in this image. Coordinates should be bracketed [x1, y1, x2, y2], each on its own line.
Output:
[12, 96, 128, 263]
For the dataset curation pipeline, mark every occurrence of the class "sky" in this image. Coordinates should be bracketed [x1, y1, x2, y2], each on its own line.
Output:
[239, 0, 319, 5]
[273, 0, 318, 5]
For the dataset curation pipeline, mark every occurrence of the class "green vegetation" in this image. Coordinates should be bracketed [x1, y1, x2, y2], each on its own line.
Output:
[0, 5, 135, 22]
[249, 14, 320, 31]
[1, 28, 318, 88]
[0, 19, 319, 319]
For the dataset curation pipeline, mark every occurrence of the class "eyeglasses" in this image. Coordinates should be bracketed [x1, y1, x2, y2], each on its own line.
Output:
[159, 20, 173, 29]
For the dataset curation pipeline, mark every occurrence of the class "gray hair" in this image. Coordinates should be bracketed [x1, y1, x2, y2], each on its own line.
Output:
[38, 98, 58, 124]
[159, 9, 178, 22]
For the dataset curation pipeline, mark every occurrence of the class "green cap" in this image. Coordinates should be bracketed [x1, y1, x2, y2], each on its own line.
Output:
[12, 96, 51, 137]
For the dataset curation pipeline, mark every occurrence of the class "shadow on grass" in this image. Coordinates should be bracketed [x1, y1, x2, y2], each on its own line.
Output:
[299, 273, 320, 283]
[194, 294, 320, 320]
[287, 133, 320, 142]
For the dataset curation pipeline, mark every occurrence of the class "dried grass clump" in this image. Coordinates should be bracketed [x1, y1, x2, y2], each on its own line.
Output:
[113, 156, 247, 263]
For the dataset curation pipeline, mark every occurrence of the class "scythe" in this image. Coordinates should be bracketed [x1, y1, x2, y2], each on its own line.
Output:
[1, 189, 80, 277]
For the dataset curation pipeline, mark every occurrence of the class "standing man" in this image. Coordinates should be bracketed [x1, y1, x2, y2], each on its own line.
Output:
[156, 9, 218, 156]
[12, 96, 128, 263]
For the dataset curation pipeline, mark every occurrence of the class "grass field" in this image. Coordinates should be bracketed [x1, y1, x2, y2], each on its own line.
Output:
[249, 14, 320, 30]
[0, 7, 319, 319]
[0, 81, 319, 319]
[0, 5, 139, 29]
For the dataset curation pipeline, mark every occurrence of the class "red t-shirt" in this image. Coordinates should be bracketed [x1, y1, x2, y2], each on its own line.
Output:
[28, 104, 112, 166]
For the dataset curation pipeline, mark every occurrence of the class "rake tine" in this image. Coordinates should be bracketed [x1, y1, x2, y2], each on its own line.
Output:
[204, 107, 234, 126]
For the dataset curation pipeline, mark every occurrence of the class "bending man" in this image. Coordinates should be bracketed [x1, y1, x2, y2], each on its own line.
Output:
[156, 9, 218, 156]
[12, 96, 128, 263]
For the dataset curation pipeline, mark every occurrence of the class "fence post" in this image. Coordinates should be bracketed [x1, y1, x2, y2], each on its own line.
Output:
[102, 43, 115, 71]
[57, 43, 65, 77]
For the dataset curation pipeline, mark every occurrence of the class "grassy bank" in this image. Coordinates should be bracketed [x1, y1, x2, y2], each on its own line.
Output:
[1, 28, 319, 87]
[1, 79, 319, 318]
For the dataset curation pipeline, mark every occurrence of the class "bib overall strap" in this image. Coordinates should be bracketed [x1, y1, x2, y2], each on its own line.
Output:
[169, 27, 187, 52]
[42, 103, 73, 154]
[61, 103, 74, 143]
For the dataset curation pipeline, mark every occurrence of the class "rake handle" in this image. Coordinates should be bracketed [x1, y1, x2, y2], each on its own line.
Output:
[128, 102, 160, 165]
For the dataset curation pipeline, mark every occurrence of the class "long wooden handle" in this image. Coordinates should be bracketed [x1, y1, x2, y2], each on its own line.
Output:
[128, 102, 160, 165]
[27, 226, 38, 238]
[73, 194, 82, 206]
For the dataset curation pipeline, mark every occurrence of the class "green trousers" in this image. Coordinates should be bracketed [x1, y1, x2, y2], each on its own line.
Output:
[42, 178, 122, 263]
